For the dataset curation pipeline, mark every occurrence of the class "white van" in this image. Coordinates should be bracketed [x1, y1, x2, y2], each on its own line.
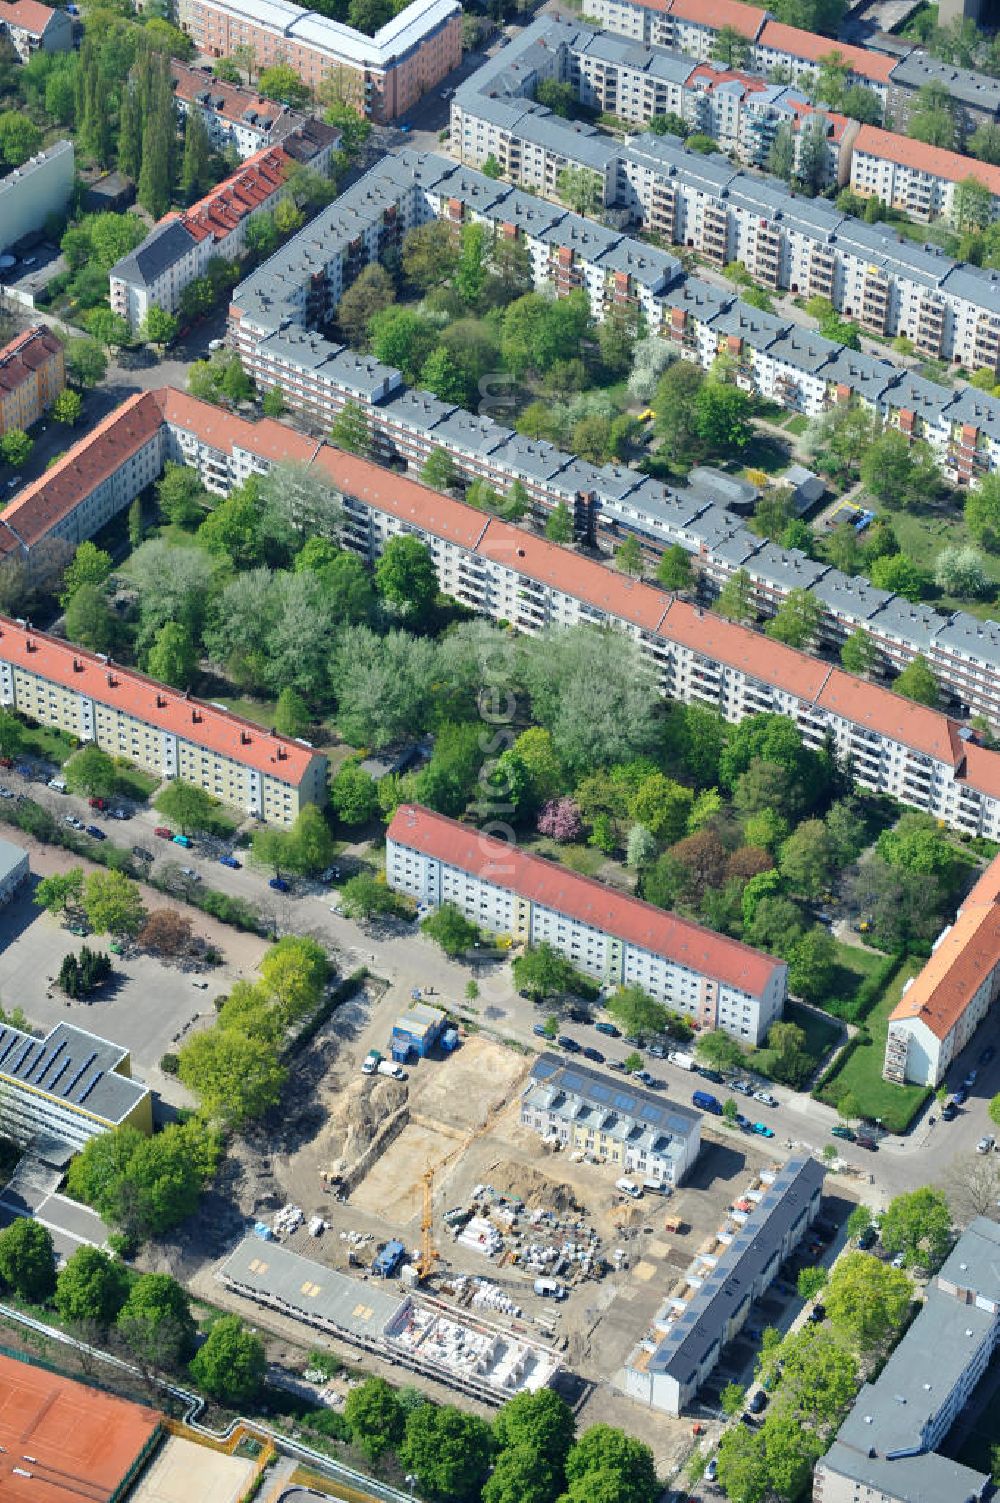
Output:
[642, 1179, 672, 1197]
[668, 1051, 695, 1070]
[47, 778, 67, 793]
[616, 1178, 643, 1199]
[377, 1059, 407, 1080]
[534, 1277, 567, 1299]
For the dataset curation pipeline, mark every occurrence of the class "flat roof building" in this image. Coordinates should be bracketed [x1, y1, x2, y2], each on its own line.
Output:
[815, 1217, 1000, 1503]
[0, 834, 28, 905]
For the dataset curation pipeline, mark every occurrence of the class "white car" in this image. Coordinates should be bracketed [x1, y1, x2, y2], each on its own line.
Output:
[63, 814, 83, 829]
[753, 1090, 778, 1107]
[891, 1253, 905, 1269]
[977, 1134, 996, 1154]
[180, 866, 201, 881]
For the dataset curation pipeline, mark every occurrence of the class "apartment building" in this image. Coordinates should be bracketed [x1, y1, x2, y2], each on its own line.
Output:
[0, 614, 326, 822]
[0, 1017, 152, 1154]
[171, 58, 316, 159]
[7, 381, 1000, 837]
[814, 1217, 1000, 1503]
[625, 1156, 824, 1415]
[0, 139, 73, 254]
[883, 857, 1000, 1087]
[0, 837, 27, 907]
[386, 803, 788, 1043]
[521, 1053, 702, 1185]
[0, 325, 63, 436]
[174, 0, 461, 124]
[850, 124, 1000, 225]
[0, 0, 71, 60]
[885, 51, 1000, 137]
[110, 131, 338, 328]
[585, 0, 767, 55]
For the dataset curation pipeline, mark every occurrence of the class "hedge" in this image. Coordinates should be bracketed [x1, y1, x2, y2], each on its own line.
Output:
[820, 951, 905, 1026]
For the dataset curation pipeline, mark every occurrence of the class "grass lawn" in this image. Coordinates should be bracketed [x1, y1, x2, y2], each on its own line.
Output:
[213, 696, 279, 728]
[880, 502, 1000, 621]
[20, 723, 78, 767]
[784, 414, 810, 435]
[785, 1000, 842, 1072]
[529, 837, 607, 877]
[816, 957, 930, 1131]
[112, 762, 160, 803]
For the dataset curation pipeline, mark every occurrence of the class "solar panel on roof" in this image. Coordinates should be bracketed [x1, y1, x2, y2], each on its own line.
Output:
[13, 1041, 34, 1072]
[0, 1033, 19, 1067]
[76, 1071, 103, 1105]
[63, 1050, 97, 1098]
[533, 1057, 557, 1081]
[47, 1059, 70, 1093]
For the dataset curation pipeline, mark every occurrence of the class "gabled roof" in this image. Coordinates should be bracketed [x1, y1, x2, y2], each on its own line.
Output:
[388, 804, 785, 994]
[668, 0, 767, 38]
[0, 0, 59, 35]
[757, 20, 897, 84]
[854, 123, 1000, 196]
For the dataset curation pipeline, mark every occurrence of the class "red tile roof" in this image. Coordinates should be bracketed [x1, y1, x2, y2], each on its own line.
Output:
[154, 387, 320, 467]
[657, 598, 833, 703]
[668, 0, 767, 38]
[171, 59, 285, 133]
[757, 21, 897, 84]
[815, 666, 963, 766]
[0, 391, 163, 552]
[0, 324, 61, 396]
[0, 616, 317, 784]
[388, 803, 784, 995]
[854, 123, 1000, 196]
[889, 855, 1000, 1040]
[0, 0, 57, 35]
[312, 445, 492, 551]
[0, 1353, 161, 1503]
[176, 144, 291, 245]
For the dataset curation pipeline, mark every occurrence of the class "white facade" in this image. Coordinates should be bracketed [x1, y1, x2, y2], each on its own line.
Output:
[0, 140, 73, 255]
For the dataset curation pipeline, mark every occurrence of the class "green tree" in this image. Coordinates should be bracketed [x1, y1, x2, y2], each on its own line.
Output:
[824, 1251, 911, 1353]
[338, 872, 401, 921]
[606, 985, 669, 1039]
[262, 385, 286, 417]
[721, 1381, 746, 1416]
[879, 1187, 953, 1270]
[401, 220, 459, 292]
[421, 346, 473, 406]
[0, 1217, 55, 1300]
[376, 534, 437, 622]
[563, 1425, 658, 1503]
[189, 1314, 266, 1404]
[787, 925, 837, 1002]
[400, 1402, 495, 1502]
[257, 61, 311, 106]
[117, 1273, 196, 1371]
[909, 81, 956, 148]
[421, 446, 459, 491]
[860, 430, 939, 509]
[696, 379, 753, 454]
[847, 1204, 873, 1240]
[336, 262, 396, 346]
[259, 935, 328, 1024]
[0, 111, 41, 167]
[482, 1447, 557, 1503]
[797, 1266, 828, 1300]
[421, 902, 480, 958]
[52, 389, 83, 426]
[714, 567, 755, 623]
[140, 305, 178, 347]
[65, 744, 117, 800]
[952, 174, 994, 233]
[935, 544, 991, 598]
[330, 761, 379, 825]
[869, 552, 929, 602]
[178, 1028, 287, 1128]
[656, 544, 692, 592]
[0, 709, 21, 762]
[965, 474, 1000, 550]
[274, 685, 310, 738]
[615, 536, 643, 577]
[711, 22, 749, 65]
[545, 501, 573, 542]
[60, 540, 112, 607]
[154, 780, 219, 835]
[146, 622, 197, 689]
[180, 106, 211, 202]
[55, 1245, 130, 1331]
[840, 628, 877, 676]
[65, 337, 107, 388]
[695, 1029, 744, 1072]
[512, 942, 578, 1000]
[766, 588, 822, 649]
[344, 1376, 406, 1461]
[329, 399, 371, 457]
[64, 583, 116, 654]
[555, 166, 603, 216]
[82, 870, 146, 939]
[767, 120, 796, 180]
[35, 868, 83, 916]
[893, 654, 939, 706]
[779, 819, 832, 897]
[493, 1388, 575, 1473]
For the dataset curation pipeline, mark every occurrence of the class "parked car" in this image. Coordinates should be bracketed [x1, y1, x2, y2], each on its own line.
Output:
[891, 1253, 905, 1269]
[582, 1046, 605, 1063]
[63, 815, 83, 829]
[705, 1458, 718, 1482]
[180, 867, 201, 882]
[732, 1079, 754, 1096]
[594, 1021, 620, 1037]
[952, 1087, 969, 1106]
[532, 1024, 550, 1038]
[632, 1069, 654, 1086]
[980, 1044, 996, 1065]
[269, 875, 290, 892]
[567, 1005, 590, 1023]
[735, 1113, 751, 1130]
[132, 846, 154, 862]
[608, 1059, 627, 1072]
[85, 825, 105, 840]
[219, 854, 241, 869]
[831, 1125, 855, 1140]
[697, 1067, 724, 1084]
[858, 1226, 877, 1250]
[557, 1035, 581, 1054]
[172, 834, 193, 849]
[748, 1390, 767, 1414]
[0, 786, 12, 799]
[807, 1303, 826, 1324]
[88, 796, 107, 810]
[964, 1070, 978, 1088]
[977, 1134, 996, 1154]
[110, 808, 129, 820]
[941, 1102, 958, 1121]
[154, 826, 173, 839]
[647, 1043, 666, 1058]
[856, 1134, 878, 1151]
[753, 1090, 778, 1107]
[751, 1122, 775, 1138]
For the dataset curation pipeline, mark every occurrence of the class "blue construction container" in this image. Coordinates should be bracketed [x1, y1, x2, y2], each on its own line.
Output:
[372, 1239, 407, 1278]
[441, 1028, 459, 1054]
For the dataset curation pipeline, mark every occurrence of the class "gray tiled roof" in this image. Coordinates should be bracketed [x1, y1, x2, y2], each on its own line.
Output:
[112, 218, 197, 288]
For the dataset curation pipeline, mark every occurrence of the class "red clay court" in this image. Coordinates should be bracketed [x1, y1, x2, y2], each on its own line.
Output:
[0, 1352, 162, 1502]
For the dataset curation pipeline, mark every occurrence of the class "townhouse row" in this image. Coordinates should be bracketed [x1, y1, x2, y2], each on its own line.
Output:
[226, 149, 1000, 725]
[109, 124, 339, 329]
[453, 16, 1000, 226]
[172, 0, 461, 124]
[386, 802, 787, 1044]
[584, 0, 1000, 136]
[520, 1053, 702, 1185]
[5, 383, 1000, 842]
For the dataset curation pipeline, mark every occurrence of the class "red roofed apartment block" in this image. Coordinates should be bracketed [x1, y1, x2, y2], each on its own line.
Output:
[0, 0, 71, 59]
[0, 324, 64, 437]
[387, 803, 787, 1044]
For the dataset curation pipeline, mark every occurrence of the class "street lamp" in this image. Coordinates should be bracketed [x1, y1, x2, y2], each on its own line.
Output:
[406, 1475, 418, 1499]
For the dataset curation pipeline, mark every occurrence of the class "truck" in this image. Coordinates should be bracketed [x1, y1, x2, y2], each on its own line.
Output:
[361, 1050, 382, 1075]
[534, 1277, 567, 1299]
[692, 1089, 723, 1115]
[669, 1051, 696, 1070]
[616, 1177, 643, 1199]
